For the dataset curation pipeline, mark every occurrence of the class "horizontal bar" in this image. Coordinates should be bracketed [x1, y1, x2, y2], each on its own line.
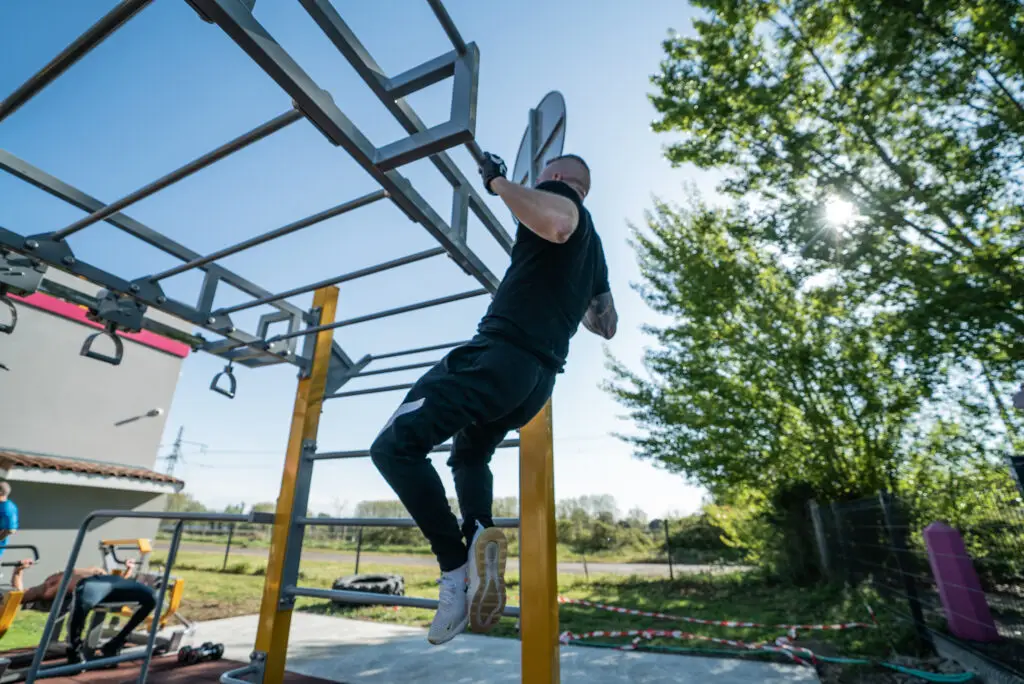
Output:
[355, 360, 438, 377]
[311, 438, 519, 461]
[216, 247, 445, 316]
[32, 647, 149, 678]
[82, 509, 267, 524]
[426, 0, 467, 55]
[0, 0, 153, 124]
[288, 585, 520, 617]
[386, 50, 457, 100]
[371, 340, 466, 361]
[296, 517, 519, 528]
[328, 383, 413, 399]
[228, 288, 487, 352]
[51, 109, 303, 240]
[150, 190, 388, 282]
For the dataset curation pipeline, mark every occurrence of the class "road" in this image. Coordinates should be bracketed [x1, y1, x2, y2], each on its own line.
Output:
[158, 542, 745, 577]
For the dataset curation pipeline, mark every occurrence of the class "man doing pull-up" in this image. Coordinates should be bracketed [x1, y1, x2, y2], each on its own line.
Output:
[370, 151, 617, 644]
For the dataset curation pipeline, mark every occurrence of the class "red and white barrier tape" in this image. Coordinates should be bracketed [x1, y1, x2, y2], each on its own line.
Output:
[557, 596, 873, 632]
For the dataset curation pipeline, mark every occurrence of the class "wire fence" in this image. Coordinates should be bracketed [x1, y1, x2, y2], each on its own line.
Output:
[812, 491, 1024, 677]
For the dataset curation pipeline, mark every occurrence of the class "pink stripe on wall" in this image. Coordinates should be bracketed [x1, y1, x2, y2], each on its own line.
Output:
[11, 292, 191, 359]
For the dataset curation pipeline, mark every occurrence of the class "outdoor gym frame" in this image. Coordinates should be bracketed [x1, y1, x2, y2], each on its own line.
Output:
[3, 2, 564, 684]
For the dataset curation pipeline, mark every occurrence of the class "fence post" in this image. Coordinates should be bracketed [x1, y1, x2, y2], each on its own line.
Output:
[354, 527, 363, 575]
[664, 519, 674, 581]
[879, 492, 930, 647]
[829, 502, 852, 585]
[222, 522, 236, 571]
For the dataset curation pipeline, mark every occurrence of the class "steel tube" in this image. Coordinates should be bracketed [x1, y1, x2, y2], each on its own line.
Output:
[296, 517, 519, 528]
[425, 0, 467, 54]
[150, 190, 388, 282]
[27, 649, 152, 680]
[51, 109, 303, 240]
[216, 247, 445, 316]
[328, 383, 413, 399]
[0, 0, 153, 124]
[371, 340, 466, 361]
[288, 585, 521, 616]
[138, 520, 184, 682]
[311, 438, 519, 461]
[231, 288, 487, 352]
[355, 360, 437, 377]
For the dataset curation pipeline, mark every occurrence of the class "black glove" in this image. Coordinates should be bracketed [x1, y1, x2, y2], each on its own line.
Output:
[478, 152, 507, 196]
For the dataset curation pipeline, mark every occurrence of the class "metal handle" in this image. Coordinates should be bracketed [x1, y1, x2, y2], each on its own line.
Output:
[80, 326, 125, 366]
[0, 295, 16, 335]
[0, 544, 40, 567]
[210, 363, 237, 399]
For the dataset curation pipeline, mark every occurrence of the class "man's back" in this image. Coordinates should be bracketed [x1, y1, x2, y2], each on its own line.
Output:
[0, 499, 18, 554]
[478, 179, 610, 371]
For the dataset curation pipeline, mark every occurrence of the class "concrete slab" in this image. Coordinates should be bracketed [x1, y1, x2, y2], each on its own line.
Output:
[189, 613, 819, 683]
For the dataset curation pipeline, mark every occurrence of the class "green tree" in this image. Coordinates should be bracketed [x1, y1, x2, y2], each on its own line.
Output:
[649, 0, 1024, 425]
[165, 493, 207, 513]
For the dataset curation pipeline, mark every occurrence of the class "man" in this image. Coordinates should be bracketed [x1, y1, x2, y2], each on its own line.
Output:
[370, 152, 617, 644]
[11, 558, 156, 662]
[0, 482, 19, 568]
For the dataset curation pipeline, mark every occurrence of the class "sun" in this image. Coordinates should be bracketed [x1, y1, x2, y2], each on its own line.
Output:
[824, 196, 858, 228]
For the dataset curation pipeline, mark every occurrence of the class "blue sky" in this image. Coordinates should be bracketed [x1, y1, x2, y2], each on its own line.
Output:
[1, 1, 721, 519]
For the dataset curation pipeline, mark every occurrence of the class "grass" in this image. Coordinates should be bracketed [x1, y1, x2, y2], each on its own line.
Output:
[160, 534, 739, 566]
[2, 549, 917, 679]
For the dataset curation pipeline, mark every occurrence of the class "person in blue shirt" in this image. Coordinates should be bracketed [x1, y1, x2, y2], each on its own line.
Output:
[0, 481, 19, 560]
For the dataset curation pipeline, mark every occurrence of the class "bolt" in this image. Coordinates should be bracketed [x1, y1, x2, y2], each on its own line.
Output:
[62, 256, 75, 266]
[130, 284, 140, 293]
[227, 326, 236, 334]
[207, 317, 216, 325]
[156, 296, 166, 304]
[24, 240, 38, 250]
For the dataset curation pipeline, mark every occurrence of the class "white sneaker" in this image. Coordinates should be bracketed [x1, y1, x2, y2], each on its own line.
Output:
[428, 564, 468, 645]
[467, 522, 508, 633]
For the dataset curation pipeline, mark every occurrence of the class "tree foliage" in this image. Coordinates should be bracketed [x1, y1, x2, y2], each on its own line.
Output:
[649, 0, 1023, 402]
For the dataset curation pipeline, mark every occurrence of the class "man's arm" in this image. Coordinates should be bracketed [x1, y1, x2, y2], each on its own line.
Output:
[10, 559, 32, 592]
[490, 177, 579, 244]
[581, 291, 618, 340]
[0, 529, 16, 542]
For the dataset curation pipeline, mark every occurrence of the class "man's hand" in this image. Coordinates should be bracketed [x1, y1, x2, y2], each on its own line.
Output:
[478, 152, 507, 196]
[16, 559, 34, 570]
[581, 292, 618, 340]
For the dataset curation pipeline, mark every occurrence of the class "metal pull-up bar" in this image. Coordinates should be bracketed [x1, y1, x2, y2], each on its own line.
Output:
[51, 110, 303, 241]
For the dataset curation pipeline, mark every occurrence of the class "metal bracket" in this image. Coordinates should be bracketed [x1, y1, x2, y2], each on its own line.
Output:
[89, 290, 147, 333]
[80, 323, 125, 366]
[0, 250, 46, 296]
[210, 362, 237, 399]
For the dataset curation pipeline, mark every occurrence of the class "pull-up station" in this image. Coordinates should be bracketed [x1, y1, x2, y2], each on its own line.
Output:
[1, 1, 568, 683]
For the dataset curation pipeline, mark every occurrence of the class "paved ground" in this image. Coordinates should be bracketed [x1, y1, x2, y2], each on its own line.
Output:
[189, 613, 818, 683]
[159, 542, 748, 577]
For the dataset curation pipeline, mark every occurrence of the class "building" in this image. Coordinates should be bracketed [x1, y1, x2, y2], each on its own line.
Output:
[0, 269, 188, 579]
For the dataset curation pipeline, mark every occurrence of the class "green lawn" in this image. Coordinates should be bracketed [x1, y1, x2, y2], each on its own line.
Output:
[2, 551, 924, 681]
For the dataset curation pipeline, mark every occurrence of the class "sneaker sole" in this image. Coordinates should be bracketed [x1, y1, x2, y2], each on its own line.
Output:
[468, 528, 507, 633]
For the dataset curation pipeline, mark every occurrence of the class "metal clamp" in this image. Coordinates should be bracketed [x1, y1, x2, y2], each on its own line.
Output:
[0, 293, 15, 335]
[80, 323, 125, 366]
[210, 362, 237, 399]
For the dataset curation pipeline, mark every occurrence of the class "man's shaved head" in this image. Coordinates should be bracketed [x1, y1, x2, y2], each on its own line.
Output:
[537, 154, 591, 200]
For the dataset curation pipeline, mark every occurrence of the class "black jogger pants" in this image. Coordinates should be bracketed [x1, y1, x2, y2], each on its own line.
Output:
[68, 576, 157, 653]
[370, 334, 556, 571]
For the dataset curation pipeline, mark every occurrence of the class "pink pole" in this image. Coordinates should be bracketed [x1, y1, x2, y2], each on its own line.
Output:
[924, 522, 1000, 642]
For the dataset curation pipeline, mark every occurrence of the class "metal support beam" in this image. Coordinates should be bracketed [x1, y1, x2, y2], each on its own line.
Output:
[254, 286, 338, 684]
[311, 438, 519, 461]
[371, 340, 466, 361]
[355, 360, 437, 377]
[520, 401, 559, 684]
[300, 0, 512, 252]
[327, 382, 413, 399]
[425, 0, 468, 55]
[149, 190, 388, 282]
[0, 0, 153, 124]
[288, 586, 520, 616]
[216, 247, 444, 316]
[296, 517, 519, 528]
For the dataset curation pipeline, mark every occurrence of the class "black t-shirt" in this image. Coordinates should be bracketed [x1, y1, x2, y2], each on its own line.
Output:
[477, 180, 610, 371]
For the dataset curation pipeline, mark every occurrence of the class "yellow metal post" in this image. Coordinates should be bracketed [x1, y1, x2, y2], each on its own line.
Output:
[254, 286, 339, 684]
[519, 399, 559, 683]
